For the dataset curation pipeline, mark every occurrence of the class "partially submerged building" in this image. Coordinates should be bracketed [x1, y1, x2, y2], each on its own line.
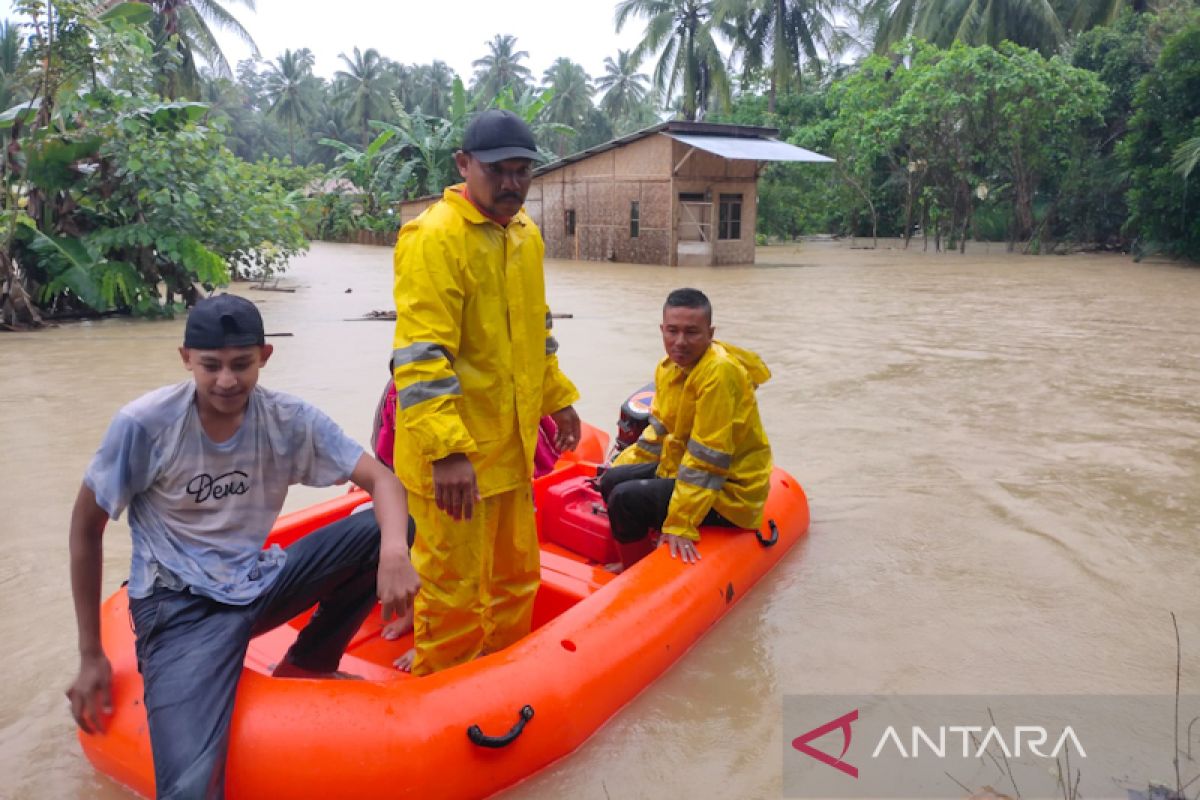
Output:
[397, 120, 833, 266]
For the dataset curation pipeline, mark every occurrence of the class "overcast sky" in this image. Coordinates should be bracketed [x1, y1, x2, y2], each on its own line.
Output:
[3, 0, 651, 84]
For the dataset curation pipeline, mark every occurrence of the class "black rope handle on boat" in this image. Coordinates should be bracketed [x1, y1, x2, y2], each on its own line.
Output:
[467, 705, 535, 748]
[756, 519, 779, 548]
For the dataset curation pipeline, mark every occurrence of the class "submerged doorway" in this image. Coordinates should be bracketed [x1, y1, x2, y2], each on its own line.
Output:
[676, 192, 713, 266]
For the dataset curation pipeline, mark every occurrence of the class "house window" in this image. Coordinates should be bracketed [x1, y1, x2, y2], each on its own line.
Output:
[630, 201, 640, 238]
[718, 194, 742, 240]
[565, 209, 576, 236]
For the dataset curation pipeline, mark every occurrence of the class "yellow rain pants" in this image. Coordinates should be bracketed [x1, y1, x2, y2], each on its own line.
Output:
[407, 489, 539, 676]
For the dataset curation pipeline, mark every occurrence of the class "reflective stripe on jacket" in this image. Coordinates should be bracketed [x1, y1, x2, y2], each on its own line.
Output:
[391, 185, 579, 498]
[614, 341, 773, 540]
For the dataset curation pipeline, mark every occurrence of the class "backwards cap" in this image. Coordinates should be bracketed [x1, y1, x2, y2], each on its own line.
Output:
[183, 294, 265, 349]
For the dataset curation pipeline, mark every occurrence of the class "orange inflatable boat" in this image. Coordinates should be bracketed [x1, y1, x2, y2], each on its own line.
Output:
[79, 425, 810, 799]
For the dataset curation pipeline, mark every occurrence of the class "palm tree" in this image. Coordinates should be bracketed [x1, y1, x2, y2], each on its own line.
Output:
[541, 58, 593, 155]
[1063, 0, 1152, 37]
[414, 61, 457, 118]
[615, 0, 732, 121]
[235, 57, 268, 109]
[595, 50, 651, 123]
[0, 20, 24, 109]
[471, 34, 534, 101]
[199, 70, 286, 160]
[336, 47, 390, 148]
[386, 60, 417, 113]
[148, 0, 259, 97]
[862, 0, 1064, 55]
[309, 100, 357, 167]
[717, 0, 838, 112]
[264, 49, 317, 162]
[1173, 136, 1200, 180]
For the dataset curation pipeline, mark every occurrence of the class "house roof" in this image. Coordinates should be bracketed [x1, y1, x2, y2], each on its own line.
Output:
[305, 176, 363, 196]
[664, 133, 834, 163]
[533, 120, 833, 177]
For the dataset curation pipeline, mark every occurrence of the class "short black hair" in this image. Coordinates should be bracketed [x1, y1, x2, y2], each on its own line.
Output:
[664, 287, 712, 322]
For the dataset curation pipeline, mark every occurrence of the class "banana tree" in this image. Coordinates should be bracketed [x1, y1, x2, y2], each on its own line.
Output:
[318, 127, 396, 214]
[368, 78, 471, 198]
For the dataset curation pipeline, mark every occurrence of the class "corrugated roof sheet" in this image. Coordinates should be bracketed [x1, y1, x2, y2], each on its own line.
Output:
[532, 121, 827, 178]
[666, 133, 834, 162]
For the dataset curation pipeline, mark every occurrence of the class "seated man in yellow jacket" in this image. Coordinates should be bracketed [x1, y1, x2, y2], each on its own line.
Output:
[599, 288, 772, 569]
[391, 109, 580, 675]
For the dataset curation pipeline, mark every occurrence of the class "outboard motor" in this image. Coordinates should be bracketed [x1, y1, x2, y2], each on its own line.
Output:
[612, 382, 655, 458]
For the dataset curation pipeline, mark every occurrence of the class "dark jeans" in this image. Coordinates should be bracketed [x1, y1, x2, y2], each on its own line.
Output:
[598, 461, 735, 543]
[129, 509, 388, 800]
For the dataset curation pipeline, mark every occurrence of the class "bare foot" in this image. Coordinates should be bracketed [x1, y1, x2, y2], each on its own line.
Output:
[381, 608, 413, 641]
[392, 647, 490, 673]
[393, 648, 415, 672]
[272, 661, 363, 680]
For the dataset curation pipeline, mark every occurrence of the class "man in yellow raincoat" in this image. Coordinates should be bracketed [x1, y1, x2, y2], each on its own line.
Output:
[599, 288, 772, 569]
[391, 110, 580, 675]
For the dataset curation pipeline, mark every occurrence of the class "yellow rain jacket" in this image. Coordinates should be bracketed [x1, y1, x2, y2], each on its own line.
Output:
[392, 185, 579, 675]
[390, 185, 579, 497]
[614, 341, 773, 541]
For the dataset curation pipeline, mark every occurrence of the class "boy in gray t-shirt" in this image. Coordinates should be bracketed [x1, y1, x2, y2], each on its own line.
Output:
[65, 294, 419, 799]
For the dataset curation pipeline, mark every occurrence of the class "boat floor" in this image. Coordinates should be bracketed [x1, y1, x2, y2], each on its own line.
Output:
[243, 543, 617, 682]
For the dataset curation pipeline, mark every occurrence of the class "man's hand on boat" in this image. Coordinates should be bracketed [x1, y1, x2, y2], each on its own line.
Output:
[662, 533, 702, 565]
[67, 652, 113, 734]
[66, 484, 116, 734]
[432, 453, 480, 520]
[378, 554, 421, 624]
[350, 455, 422, 621]
[550, 405, 581, 452]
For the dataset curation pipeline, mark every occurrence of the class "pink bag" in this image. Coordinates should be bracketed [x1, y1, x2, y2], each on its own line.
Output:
[533, 417, 561, 478]
[374, 377, 559, 478]
[373, 380, 398, 469]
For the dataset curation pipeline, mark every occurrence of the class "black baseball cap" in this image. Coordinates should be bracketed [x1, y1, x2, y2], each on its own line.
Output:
[183, 294, 265, 349]
[462, 109, 541, 163]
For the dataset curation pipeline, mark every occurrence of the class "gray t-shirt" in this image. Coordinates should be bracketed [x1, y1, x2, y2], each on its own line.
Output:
[84, 381, 365, 605]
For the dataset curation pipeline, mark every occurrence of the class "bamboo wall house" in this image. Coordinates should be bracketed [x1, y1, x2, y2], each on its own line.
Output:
[398, 121, 833, 267]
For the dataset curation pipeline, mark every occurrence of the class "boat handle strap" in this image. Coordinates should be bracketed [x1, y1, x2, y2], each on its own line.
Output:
[756, 519, 779, 548]
[467, 704, 535, 748]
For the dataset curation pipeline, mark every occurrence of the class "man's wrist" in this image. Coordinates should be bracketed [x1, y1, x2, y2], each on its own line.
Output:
[79, 643, 105, 659]
[380, 541, 410, 559]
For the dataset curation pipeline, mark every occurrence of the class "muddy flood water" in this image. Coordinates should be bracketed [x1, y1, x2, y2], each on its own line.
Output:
[1, 240, 1198, 799]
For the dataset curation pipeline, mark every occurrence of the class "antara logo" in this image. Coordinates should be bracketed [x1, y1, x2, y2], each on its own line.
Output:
[791, 710, 1088, 779]
[791, 709, 859, 779]
[871, 725, 1087, 760]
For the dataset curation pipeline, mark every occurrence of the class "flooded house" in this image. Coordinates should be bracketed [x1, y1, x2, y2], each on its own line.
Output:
[397, 120, 833, 266]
